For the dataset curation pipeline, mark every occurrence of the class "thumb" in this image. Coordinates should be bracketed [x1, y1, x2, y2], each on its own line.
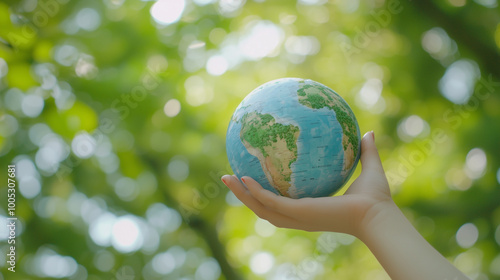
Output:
[360, 131, 385, 175]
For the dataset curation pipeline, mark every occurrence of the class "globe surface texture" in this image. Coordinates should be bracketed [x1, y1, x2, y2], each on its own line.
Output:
[226, 78, 361, 198]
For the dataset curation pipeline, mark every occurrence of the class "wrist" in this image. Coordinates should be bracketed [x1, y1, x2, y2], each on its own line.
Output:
[355, 198, 400, 242]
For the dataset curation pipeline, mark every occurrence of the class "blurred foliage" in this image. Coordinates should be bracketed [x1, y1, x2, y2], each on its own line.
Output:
[0, 0, 500, 279]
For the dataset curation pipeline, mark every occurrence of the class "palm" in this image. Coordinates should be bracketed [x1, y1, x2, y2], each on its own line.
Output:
[222, 131, 392, 236]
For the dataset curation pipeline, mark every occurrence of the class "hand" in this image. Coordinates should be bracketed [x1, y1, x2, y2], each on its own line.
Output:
[222, 131, 393, 237]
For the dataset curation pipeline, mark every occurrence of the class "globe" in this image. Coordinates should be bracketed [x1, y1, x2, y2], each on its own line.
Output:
[226, 78, 361, 199]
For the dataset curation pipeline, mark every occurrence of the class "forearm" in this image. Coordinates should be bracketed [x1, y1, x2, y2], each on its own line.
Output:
[357, 201, 469, 280]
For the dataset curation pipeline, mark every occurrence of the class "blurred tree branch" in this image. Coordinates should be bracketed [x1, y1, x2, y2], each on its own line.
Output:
[413, 0, 500, 79]
[139, 151, 243, 280]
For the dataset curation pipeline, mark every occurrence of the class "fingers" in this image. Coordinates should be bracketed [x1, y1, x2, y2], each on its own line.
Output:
[241, 176, 308, 215]
[221, 175, 301, 229]
[360, 131, 385, 175]
[241, 176, 360, 233]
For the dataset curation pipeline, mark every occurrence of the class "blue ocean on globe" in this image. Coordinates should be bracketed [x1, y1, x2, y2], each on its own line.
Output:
[226, 78, 361, 198]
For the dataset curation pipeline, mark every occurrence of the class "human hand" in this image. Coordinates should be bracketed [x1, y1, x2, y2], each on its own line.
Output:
[221, 131, 393, 237]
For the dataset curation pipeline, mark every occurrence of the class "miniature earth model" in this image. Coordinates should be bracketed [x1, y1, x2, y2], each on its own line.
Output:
[226, 78, 361, 198]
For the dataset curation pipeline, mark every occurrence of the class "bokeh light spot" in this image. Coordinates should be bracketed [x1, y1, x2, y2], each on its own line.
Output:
[0, 114, 19, 137]
[439, 59, 480, 104]
[239, 21, 284, 60]
[76, 8, 101, 31]
[397, 115, 429, 142]
[146, 203, 182, 233]
[152, 252, 176, 275]
[22, 94, 44, 118]
[93, 250, 115, 272]
[164, 99, 181, 117]
[464, 148, 487, 180]
[111, 215, 143, 253]
[206, 55, 228, 76]
[456, 223, 479, 248]
[89, 212, 117, 247]
[250, 251, 274, 275]
[19, 176, 41, 199]
[195, 258, 221, 280]
[167, 156, 189, 182]
[71, 132, 97, 159]
[150, 0, 185, 25]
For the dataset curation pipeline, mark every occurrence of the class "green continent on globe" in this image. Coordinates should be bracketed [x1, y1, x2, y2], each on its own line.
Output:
[297, 82, 359, 171]
[239, 112, 300, 197]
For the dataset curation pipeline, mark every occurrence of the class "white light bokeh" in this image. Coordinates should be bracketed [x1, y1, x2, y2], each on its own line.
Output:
[19, 176, 41, 199]
[464, 148, 487, 180]
[89, 212, 117, 247]
[146, 203, 182, 233]
[356, 78, 384, 112]
[32, 247, 79, 278]
[456, 223, 479, 248]
[93, 250, 115, 272]
[168, 156, 189, 182]
[54, 44, 80, 66]
[114, 177, 138, 201]
[22, 94, 44, 118]
[397, 115, 429, 142]
[80, 197, 107, 224]
[164, 99, 181, 117]
[195, 258, 221, 280]
[76, 8, 101, 31]
[152, 251, 176, 275]
[150, 0, 185, 25]
[218, 0, 245, 16]
[97, 153, 119, 173]
[4, 88, 24, 114]
[75, 54, 98, 79]
[421, 27, 457, 61]
[35, 133, 70, 174]
[14, 156, 40, 180]
[71, 132, 96, 159]
[111, 215, 143, 253]
[439, 59, 480, 104]
[29, 123, 52, 146]
[206, 55, 228, 76]
[238, 20, 284, 60]
[52, 83, 76, 110]
[0, 114, 18, 137]
[250, 251, 274, 275]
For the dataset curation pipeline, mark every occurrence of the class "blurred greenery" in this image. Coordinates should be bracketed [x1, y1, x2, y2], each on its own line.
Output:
[0, 0, 499, 279]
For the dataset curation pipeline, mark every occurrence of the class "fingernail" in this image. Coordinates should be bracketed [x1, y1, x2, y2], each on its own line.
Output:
[371, 131, 375, 141]
[221, 176, 228, 186]
[241, 177, 246, 183]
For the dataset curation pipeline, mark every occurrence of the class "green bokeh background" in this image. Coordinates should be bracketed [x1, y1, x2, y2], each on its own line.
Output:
[0, 0, 500, 279]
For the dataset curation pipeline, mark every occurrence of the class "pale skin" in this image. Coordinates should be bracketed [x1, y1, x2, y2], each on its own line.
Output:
[222, 131, 469, 280]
